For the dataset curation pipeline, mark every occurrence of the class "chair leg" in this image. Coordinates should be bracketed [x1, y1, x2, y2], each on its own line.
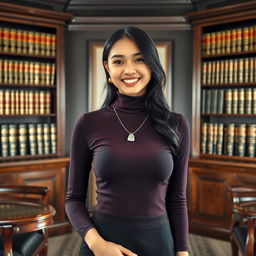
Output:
[231, 236, 239, 256]
[39, 242, 48, 256]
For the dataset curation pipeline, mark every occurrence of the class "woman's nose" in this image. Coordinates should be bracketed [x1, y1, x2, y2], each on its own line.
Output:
[124, 63, 136, 75]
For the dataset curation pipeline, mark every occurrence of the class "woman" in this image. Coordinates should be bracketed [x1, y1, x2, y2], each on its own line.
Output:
[65, 26, 190, 256]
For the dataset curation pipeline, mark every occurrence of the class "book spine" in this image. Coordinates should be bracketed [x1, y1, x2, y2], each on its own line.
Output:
[212, 123, 218, 154]
[0, 59, 3, 84]
[9, 124, 18, 156]
[29, 61, 34, 85]
[37, 123, 44, 155]
[252, 88, 256, 114]
[45, 91, 51, 114]
[225, 123, 235, 156]
[50, 123, 57, 154]
[28, 123, 37, 155]
[225, 89, 232, 114]
[28, 31, 35, 55]
[18, 123, 27, 156]
[237, 28, 242, 52]
[39, 91, 45, 114]
[242, 27, 249, 51]
[16, 29, 22, 53]
[28, 91, 34, 115]
[249, 57, 254, 83]
[50, 63, 55, 86]
[226, 30, 231, 53]
[244, 58, 249, 83]
[216, 123, 224, 155]
[15, 90, 19, 115]
[0, 89, 3, 115]
[10, 90, 15, 115]
[237, 124, 246, 157]
[43, 123, 50, 154]
[217, 89, 224, 114]
[207, 123, 214, 154]
[201, 89, 205, 114]
[245, 88, 252, 114]
[201, 122, 207, 154]
[19, 90, 25, 115]
[249, 26, 254, 51]
[34, 32, 40, 55]
[247, 124, 256, 157]
[18, 61, 24, 84]
[238, 88, 245, 114]
[13, 60, 19, 84]
[22, 30, 28, 54]
[4, 90, 10, 115]
[51, 34, 56, 57]
[3, 28, 10, 52]
[232, 89, 238, 114]
[1, 124, 9, 157]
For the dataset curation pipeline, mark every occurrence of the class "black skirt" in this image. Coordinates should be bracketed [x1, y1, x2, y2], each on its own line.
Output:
[79, 211, 175, 256]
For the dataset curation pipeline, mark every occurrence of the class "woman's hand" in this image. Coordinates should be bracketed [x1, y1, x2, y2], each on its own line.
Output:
[85, 228, 137, 256]
[92, 239, 137, 256]
[176, 251, 189, 256]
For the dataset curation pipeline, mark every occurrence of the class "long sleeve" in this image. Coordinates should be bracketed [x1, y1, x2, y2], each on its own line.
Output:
[65, 114, 95, 239]
[165, 114, 190, 251]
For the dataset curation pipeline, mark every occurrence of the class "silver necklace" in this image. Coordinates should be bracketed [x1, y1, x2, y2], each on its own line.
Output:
[113, 107, 149, 142]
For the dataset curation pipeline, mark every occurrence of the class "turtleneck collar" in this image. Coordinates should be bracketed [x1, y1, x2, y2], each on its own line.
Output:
[111, 91, 146, 113]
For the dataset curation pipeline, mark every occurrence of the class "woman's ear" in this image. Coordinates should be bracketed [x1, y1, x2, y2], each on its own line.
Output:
[104, 61, 110, 72]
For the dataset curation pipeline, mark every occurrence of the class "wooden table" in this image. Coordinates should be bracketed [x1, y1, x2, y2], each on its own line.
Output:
[0, 201, 55, 256]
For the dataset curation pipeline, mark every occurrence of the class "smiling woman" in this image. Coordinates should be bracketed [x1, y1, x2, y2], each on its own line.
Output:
[103, 37, 152, 97]
[65, 26, 190, 256]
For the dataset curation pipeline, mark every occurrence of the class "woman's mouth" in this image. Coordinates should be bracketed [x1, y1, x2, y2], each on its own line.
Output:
[122, 78, 140, 86]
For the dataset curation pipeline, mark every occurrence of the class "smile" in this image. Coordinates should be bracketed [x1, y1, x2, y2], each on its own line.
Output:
[122, 78, 140, 84]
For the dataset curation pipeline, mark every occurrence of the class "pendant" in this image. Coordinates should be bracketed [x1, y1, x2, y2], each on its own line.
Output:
[127, 133, 135, 142]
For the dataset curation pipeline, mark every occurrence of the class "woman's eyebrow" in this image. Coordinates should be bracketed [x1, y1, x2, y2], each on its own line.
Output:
[110, 52, 142, 59]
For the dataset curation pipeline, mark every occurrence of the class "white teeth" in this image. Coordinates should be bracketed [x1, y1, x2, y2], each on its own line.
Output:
[123, 78, 139, 84]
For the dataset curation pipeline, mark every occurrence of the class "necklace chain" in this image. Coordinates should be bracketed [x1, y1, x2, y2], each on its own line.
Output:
[113, 107, 148, 139]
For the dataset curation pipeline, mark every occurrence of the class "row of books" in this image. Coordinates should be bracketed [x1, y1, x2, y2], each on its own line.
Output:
[202, 57, 256, 85]
[0, 122, 56, 157]
[202, 25, 256, 56]
[201, 122, 256, 157]
[0, 27, 56, 56]
[201, 88, 256, 114]
[0, 59, 55, 86]
[0, 89, 51, 115]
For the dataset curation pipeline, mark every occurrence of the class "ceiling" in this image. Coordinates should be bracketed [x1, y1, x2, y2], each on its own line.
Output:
[0, 0, 252, 16]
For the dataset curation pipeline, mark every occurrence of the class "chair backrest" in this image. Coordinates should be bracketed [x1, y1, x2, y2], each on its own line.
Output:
[0, 185, 49, 204]
[230, 186, 256, 205]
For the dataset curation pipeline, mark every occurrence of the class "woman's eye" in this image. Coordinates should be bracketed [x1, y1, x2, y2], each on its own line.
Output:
[136, 57, 144, 63]
[113, 60, 122, 65]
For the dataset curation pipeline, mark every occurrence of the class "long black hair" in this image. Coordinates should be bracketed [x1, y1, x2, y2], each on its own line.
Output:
[101, 26, 180, 157]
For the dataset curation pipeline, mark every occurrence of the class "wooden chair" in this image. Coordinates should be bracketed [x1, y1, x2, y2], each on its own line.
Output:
[0, 185, 50, 256]
[230, 186, 256, 256]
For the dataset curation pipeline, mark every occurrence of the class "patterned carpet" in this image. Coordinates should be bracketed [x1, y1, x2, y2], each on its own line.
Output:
[48, 229, 231, 256]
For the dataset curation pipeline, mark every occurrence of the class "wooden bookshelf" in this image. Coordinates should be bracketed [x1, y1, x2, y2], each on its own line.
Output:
[187, 1, 256, 240]
[0, 2, 72, 235]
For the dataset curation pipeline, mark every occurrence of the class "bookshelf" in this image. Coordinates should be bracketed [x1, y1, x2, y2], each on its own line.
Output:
[187, 1, 256, 240]
[0, 3, 72, 235]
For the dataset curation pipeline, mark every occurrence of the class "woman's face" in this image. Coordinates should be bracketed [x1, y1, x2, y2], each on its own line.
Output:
[104, 36, 152, 97]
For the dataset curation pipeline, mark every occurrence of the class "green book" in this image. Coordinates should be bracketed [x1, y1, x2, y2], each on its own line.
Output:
[28, 124, 37, 155]
[43, 123, 50, 154]
[206, 90, 211, 114]
[237, 124, 246, 157]
[225, 123, 235, 156]
[232, 89, 238, 114]
[201, 89, 206, 114]
[217, 89, 224, 114]
[9, 124, 18, 156]
[211, 89, 218, 114]
[206, 123, 214, 154]
[1, 124, 9, 157]
[37, 123, 44, 155]
[18, 124, 27, 156]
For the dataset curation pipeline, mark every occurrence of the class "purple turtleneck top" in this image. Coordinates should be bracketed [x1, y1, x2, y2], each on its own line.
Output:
[65, 91, 190, 252]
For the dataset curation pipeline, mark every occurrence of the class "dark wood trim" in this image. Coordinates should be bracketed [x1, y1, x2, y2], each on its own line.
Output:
[68, 16, 191, 31]
[187, 1, 256, 25]
[0, 2, 72, 24]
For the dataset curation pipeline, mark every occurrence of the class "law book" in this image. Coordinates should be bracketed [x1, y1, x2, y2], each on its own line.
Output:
[0, 90, 3, 115]
[43, 123, 50, 154]
[16, 29, 22, 53]
[211, 89, 218, 114]
[231, 29, 237, 53]
[40, 63, 46, 85]
[224, 60, 229, 84]
[211, 32, 216, 55]
[2, 28, 10, 52]
[216, 31, 222, 54]
[225, 123, 235, 156]
[205, 89, 211, 114]
[1, 124, 9, 157]
[201, 89, 206, 114]
[238, 58, 244, 83]
[212, 123, 218, 154]
[3, 59, 8, 84]
[233, 59, 238, 84]
[201, 122, 207, 154]
[4, 90, 10, 115]
[34, 32, 40, 55]
[0, 27, 2, 52]
[249, 57, 254, 83]
[226, 30, 231, 53]
[219, 60, 225, 84]
[45, 63, 51, 85]
[50, 63, 55, 85]
[18, 61, 24, 84]
[232, 89, 238, 114]
[221, 30, 226, 54]
[24, 90, 29, 115]
[211, 61, 216, 84]
[244, 58, 249, 83]
[23, 61, 29, 84]
[247, 124, 256, 157]
[245, 88, 252, 114]
[34, 62, 40, 85]
[28, 31, 35, 55]
[202, 34, 206, 55]
[15, 90, 19, 115]
[255, 57, 256, 83]
[34, 91, 40, 114]
[13, 60, 19, 84]
[207, 123, 214, 154]
[50, 34, 56, 57]
[229, 59, 233, 84]
[225, 89, 232, 114]
[8, 60, 14, 84]
[10, 90, 15, 115]
[217, 89, 224, 114]
[18, 124, 27, 156]
[0, 59, 3, 83]
[29, 62, 34, 85]
[36, 123, 44, 155]
[238, 88, 245, 114]
[45, 91, 51, 114]
[40, 32, 46, 56]
[39, 91, 45, 114]
[50, 123, 57, 154]
[9, 29, 16, 53]
[45, 33, 51, 56]
[236, 28, 242, 52]
[205, 33, 211, 55]
[28, 91, 34, 115]
[28, 124, 37, 155]
[9, 124, 18, 156]
[249, 26, 254, 51]
[254, 25, 256, 51]
[237, 124, 246, 157]
[216, 123, 224, 155]
[252, 88, 256, 114]
[234, 125, 238, 156]
[242, 27, 249, 51]
[215, 61, 220, 85]
[22, 30, 28, 54]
